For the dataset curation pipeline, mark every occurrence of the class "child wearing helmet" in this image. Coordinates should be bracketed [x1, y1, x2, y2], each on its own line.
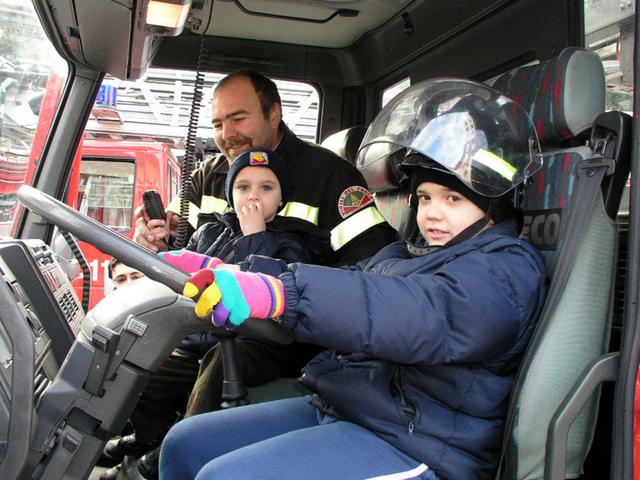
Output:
[158, 79, 547, 480]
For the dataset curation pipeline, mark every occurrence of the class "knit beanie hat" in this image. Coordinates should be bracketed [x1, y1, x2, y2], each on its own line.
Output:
[409, 167, 490, 213]
[224, 147, 291, 209]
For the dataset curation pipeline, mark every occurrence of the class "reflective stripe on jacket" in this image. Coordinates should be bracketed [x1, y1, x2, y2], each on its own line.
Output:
[169, 122, 397, 265]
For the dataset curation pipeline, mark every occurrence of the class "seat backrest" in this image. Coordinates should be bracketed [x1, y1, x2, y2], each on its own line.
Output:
[493, 47, 606, 274]
[493, 47, 631, 479]
[320, 126, 367, 165]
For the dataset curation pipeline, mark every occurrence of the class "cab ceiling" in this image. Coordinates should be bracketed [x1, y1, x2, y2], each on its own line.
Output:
[35, 0, 578, 85]
[190, 0, 413, 48]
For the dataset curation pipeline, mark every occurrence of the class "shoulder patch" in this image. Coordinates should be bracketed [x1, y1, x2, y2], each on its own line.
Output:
[337, 186, 375, 219]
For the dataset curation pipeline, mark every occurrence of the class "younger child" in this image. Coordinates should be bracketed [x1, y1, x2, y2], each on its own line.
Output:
[166, 146, 329, 269]
[162, 146, 330, 355]
[158, 79, 548, 480]
[99, 147, 329, 480]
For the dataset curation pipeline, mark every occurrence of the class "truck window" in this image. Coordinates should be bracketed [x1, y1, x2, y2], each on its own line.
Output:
[584, 0, 634, 112]
[584, 0, 634, 213]
[0, 0, 68, 236]
[168, 162, 180, 200]
[87, 70, 320, 145]
[77, 158, 135, 231]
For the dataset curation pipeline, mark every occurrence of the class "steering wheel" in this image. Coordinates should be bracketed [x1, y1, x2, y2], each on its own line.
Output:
[17, 185, 293, 344]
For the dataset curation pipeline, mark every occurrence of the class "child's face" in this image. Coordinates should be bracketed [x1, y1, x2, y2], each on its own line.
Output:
[415, 181, 487, 246]
[232, 166, 283, 222]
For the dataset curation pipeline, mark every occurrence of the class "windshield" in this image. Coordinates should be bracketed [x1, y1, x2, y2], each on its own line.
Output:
[0, 0, 68, 236]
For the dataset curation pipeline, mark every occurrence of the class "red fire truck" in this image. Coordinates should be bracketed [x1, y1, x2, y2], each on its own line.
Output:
[66, 139, 180, 308]
[5, 70, 181, 309]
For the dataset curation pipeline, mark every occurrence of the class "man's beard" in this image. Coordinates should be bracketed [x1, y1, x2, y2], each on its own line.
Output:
[223, 135, 253, 161]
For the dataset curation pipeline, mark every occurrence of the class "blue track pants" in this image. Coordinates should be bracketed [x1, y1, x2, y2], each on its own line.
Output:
[160, 396, 438, 480]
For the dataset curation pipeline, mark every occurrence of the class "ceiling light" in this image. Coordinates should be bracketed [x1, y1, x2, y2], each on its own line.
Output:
[144, 0, 192, 36]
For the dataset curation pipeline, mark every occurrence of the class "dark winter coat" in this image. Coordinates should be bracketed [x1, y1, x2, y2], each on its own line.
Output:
[245, 220, 547, 480]
[186, 211, 330, 264]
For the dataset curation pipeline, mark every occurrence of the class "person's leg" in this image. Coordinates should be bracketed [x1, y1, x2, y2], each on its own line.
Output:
[183, 344, 224, 416]
[194, 421, 438, 480]
[185, 341, 297, 417]
[160, 397, 319, 480]
[132, 353, 200, 442]
[99, 353, 201, 479]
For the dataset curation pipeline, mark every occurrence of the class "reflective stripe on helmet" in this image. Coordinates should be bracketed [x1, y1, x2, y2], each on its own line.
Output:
[471, 149, 517, 181]
[331, 205, 386, 251]
[278, 201, 320, 225]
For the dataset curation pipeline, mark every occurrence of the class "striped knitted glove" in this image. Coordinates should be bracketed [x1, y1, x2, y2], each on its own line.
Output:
[158, 250, 222, 273]
[184, 268, 285, 327]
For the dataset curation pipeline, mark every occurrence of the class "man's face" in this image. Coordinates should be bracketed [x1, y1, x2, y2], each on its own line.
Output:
[212, 77, 281, 161]
[111, 262, 144, 288]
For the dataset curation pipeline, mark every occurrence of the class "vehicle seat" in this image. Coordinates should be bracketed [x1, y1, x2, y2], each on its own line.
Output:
[320, 126, 367, 165]
[495, 47, 605, 271]
[492, 47, 631, 479]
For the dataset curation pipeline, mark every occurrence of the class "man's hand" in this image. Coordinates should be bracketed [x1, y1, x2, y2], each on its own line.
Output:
[237, 202, 267, 236]
[133, 205, 177, 252]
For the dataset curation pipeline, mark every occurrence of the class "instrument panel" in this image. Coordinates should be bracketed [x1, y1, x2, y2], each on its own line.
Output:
[0, 239, 84, 404]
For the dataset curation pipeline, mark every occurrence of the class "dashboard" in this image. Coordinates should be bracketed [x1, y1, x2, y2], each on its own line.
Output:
[0, 239, 84, 411]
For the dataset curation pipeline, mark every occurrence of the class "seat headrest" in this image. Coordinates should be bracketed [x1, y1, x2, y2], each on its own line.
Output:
[320, 126, 367, 165]
[492, 47, 605, 146]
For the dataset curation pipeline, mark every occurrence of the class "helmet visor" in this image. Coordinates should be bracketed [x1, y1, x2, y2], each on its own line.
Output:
[357, 78, 542, 197]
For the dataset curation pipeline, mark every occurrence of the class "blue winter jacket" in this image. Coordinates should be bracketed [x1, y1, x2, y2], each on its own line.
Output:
[247, 220, 547, 479]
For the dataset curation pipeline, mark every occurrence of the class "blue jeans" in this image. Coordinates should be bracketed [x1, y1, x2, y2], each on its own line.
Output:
[160, 396, 439, 480]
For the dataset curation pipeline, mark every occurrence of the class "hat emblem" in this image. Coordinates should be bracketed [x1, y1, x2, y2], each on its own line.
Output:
[249, 151, 269, 165]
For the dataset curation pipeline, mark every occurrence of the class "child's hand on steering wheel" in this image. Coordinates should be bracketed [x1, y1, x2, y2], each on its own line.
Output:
[183, 269, 285, 327]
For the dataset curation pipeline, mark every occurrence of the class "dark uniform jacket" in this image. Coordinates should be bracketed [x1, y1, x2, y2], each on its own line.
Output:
[178, 212, 330, 357]
[244, 220, 547, 480]
[169, 122, 397, 266]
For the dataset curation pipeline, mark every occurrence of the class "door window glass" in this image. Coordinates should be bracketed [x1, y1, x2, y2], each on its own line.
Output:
[584, 0, 634, 112]
[78, 159, 135, 230]
[584, 0, 635, 213]
[169, 162, 180, 200]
